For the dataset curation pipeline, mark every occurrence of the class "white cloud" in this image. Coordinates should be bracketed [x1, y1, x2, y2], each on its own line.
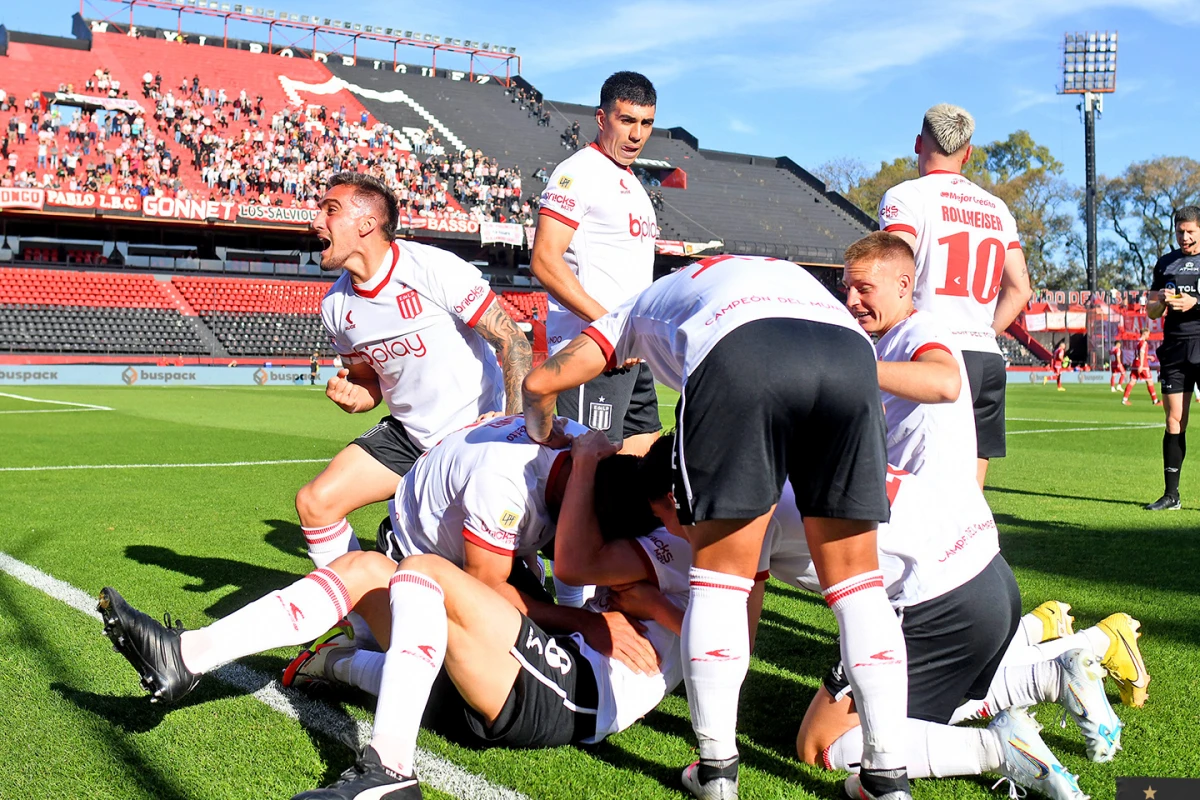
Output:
[729, 118, 756, 134]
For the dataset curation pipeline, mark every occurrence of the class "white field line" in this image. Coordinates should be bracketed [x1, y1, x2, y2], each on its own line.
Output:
[0, 552, 530, 800]
[0, 459, 329, 473]
[0, 408, 111, 415]
[1007, 417, 1154, 426]
[0, 391, 113, 411]
[1009, 424, 1160, 435]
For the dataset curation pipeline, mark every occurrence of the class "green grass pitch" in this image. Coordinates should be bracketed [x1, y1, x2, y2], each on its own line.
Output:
[1, 383, 1197, 800]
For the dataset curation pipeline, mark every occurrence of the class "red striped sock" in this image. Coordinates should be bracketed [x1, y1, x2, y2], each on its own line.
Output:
[302, 518, 360, 569]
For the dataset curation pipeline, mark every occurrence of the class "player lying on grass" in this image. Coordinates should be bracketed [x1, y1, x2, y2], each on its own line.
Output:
[637, 432, 1120, 800]
[841, 232, 978, 485]
[97, 431, 699, 799]
[96, 419, 665, 706]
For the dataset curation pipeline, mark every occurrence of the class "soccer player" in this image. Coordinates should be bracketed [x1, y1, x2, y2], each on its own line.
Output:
[1110, 341, 1126, 392]
[297, 172, 532, 571]
[97, 417, 664, 705]
[841, 232, 976, 484]
[523, 255, 911, 800]
[1043, 341, 1067, 391]
[530, 71, 661, 456]
[1121, 329, 1160, 408]
[1143, 206, 1200, 510]
[879, 104, 1032, 489]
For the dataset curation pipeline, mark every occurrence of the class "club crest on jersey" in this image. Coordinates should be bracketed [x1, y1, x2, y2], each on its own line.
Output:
[557, 175, 573, 189]
[588, 397, 613, 431]
[397, 289, 423, 320]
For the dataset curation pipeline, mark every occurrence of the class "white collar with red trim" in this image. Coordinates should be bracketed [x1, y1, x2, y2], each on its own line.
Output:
[352, 241, 400, 298]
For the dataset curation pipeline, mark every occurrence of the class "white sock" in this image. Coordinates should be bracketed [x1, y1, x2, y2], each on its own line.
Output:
[824, 720, 1002, 778]
[552, 573, 595, 608]
[682, 567, 754, 762]
[1003, 628, 1109, 669]
[824, 571, 908, 771]
[302, 518, 360, 569]
[180, 567, 350, 674]
[336, 649, 386, 695]
[369, 570, 447, 776]
[1017, 611, 1045, 646]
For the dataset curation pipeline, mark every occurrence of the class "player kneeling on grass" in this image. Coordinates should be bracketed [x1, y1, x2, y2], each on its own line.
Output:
[98, 431, 698, 799]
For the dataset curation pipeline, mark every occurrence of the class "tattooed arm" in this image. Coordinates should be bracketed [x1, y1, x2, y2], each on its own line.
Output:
[522, 333, 608, 446]
[473, 301, 534, 414]
[992, 246, 1033, 335]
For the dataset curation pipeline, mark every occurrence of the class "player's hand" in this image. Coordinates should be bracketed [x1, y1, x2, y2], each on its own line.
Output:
[473, 410, 506, 425]
[531, 416, 573, 449]
[606, 582, 666, 622]
[326, 368, 364, 413]
[620, 357, 643, 369]
[570, 429, 618, 465]
[584, 611, 661, 675]
[1166, 292, 1197, 313]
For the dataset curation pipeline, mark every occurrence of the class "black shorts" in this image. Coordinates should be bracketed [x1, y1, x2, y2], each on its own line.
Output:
[458, 615, 598, 747]
[1156, 338, 1200, 395]
[961, 351, 1007, 460]
[674, 318, 889, 525]
[823, 554, 1021, 724]
[556, 362, 661, 445]
[351, 416, 424, 476]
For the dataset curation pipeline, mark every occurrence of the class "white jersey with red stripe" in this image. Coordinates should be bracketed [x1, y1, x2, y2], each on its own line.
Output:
[321, 240, 504, 449]
[879, 172, 1022, 355]
[569, 529, 691, 743]
[538, 143, 657, 354]
[762, 469, 998, 609]
[875, 309, 977, 481]
[388, 415, 588, 565]
[585, 255, 868, 392]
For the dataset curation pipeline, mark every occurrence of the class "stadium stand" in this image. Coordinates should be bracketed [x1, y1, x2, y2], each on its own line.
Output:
[172, 276, 329, 357]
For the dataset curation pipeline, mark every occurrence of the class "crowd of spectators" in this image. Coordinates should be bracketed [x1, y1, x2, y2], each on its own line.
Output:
[0, 68, 533, 226]
[507, 85, 551, 127]
[997, 334, 1039, 367]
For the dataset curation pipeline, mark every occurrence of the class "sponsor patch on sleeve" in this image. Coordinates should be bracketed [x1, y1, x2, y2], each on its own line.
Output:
[498, 509, 521, 531]
[557, 175, 573, 189]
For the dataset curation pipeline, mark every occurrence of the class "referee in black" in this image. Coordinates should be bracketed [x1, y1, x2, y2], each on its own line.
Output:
[1144, 205, 1200, 510]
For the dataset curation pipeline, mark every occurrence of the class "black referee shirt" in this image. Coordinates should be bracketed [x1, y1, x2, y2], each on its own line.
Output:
[1151, 249, 1200, 338]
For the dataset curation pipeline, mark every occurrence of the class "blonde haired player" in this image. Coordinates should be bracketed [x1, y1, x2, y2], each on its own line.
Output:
[879, 104, 1032, 489]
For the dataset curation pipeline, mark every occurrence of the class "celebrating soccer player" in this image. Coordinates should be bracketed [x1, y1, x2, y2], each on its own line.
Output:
[296, 172, 531, 576]
[879, 104, 1032, 489]
[523, 255, 911, 800]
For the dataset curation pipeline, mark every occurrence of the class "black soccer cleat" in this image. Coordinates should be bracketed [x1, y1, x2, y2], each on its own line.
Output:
[1144, 494, 1181, 511]
[292, 747, 422, 799]
[97, 586, 201, 704]
[845, 767, 913, 800]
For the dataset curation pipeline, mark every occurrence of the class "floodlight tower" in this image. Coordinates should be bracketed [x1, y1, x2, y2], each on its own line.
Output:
[1059, 31, 1117, 367]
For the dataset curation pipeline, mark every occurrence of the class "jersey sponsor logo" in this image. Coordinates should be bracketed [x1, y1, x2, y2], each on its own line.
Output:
[397, 289, 423, 319]
[454, 285, 489, 315]
[122, 367, 139, 385]
[881, 204, 901, 220]
[588, 397, 613, 431]
[940, 205, 1006, 231]
[939, 190, 996, 209]
[557, 175, 573, 189]
[477, 523, 519, 548]
[353, 334, 428, 366]
[648, 533, 673, 564]
[539, 190, 576, 212]
[498, 509, 521, 530]
[628, 213, 659, 240]
[344, 310, 356, 330]
[619, 178, 631, 195]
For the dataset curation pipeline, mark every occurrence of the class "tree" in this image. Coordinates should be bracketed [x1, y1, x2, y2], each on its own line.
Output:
[1095, 156, 1200, 286]
[842, 156, 917, 218]
[813, 157, 871, 195]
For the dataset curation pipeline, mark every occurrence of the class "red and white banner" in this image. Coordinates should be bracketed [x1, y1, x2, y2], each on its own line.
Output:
[524, 225, 537, 251]
[480, 221, 524, 246]
[143, 196, 239, 222]
[45, 190, 141, 212]
[401, 210, 480, 234]
[0, 188, 46, 211]
[654, 238, 723, 257]
[238, 204, 319, 225]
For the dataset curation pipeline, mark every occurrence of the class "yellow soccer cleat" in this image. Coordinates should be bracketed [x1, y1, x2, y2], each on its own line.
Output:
[1097, 613, 1150, 707]
[1031, 600, 1075, 642]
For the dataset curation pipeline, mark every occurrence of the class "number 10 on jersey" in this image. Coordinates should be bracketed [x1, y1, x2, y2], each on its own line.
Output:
[935, 232, 1006, 304]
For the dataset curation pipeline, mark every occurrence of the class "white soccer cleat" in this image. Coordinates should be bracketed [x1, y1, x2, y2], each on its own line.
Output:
[681, 758, 739, 800]
[1055, 648, 1122, 762]
[990, 708, 1089, 800]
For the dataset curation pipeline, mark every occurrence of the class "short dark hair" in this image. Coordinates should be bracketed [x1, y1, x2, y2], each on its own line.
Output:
[1176, 206, 1200, 227]
[327, 171, 399, 240]
[594, 454, 662, 542]
[639, 433, 675, 502]
[599, 71, 656, 113]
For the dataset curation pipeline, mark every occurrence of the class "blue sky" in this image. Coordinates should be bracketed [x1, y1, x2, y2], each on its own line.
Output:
[4, 0, 1198, 188]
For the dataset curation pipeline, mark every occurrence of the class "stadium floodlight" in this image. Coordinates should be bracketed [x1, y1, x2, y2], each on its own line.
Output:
[221, 3, 231, 10]
[1059, 30, 1118, 366]
[403, 30, 412, 38]
[233, 4, 243, 11]
[508, 46, 517, 54]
